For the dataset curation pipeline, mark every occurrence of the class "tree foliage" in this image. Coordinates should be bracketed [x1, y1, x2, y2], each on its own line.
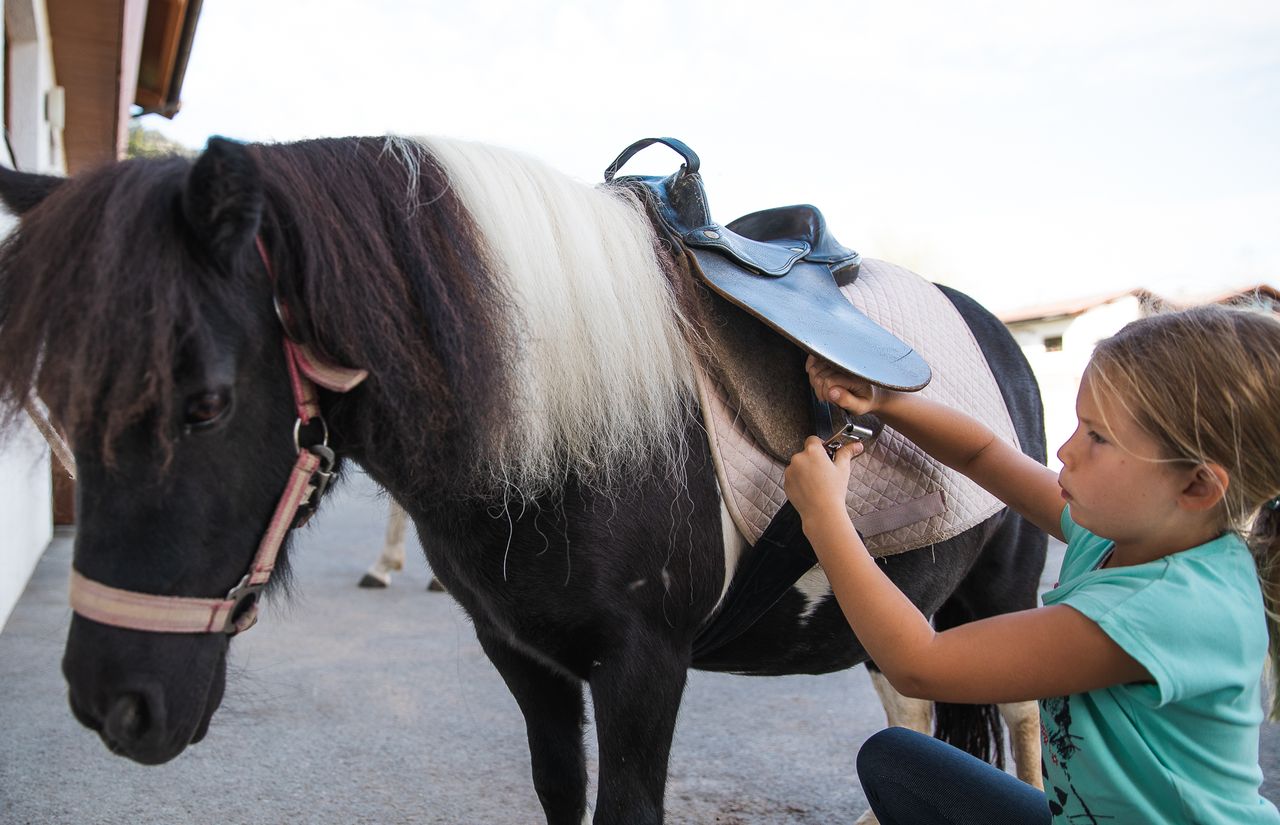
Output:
[126, 124, 195, 159]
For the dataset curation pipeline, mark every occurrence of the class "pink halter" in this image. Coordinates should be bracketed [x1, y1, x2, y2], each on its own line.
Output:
[67, 239, 368, 635]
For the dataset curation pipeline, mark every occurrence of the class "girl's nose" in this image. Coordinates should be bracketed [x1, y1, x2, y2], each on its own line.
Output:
[1056, 431, 1076, 467]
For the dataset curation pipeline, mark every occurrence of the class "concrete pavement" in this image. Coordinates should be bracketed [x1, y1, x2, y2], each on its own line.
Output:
[2, 470, 1276, 823]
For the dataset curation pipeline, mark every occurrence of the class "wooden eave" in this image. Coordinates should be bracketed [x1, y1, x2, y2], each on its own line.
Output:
[135, 0, 202, 118]
[47, 0, 201, 173]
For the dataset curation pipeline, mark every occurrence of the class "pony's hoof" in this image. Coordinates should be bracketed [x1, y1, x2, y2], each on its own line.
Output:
[358, 573, 389, 589]
[427, 576, 446, 592]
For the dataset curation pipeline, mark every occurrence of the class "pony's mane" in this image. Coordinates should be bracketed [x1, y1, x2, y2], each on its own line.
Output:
[407, 136, 697, 495]
[0, 136, 697, 497]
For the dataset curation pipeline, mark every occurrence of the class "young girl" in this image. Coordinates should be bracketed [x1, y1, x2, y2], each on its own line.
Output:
[784, 304, 1280, 824]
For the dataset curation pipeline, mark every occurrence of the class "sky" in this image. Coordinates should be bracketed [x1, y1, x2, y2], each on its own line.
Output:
[141, 0, 1280, 315]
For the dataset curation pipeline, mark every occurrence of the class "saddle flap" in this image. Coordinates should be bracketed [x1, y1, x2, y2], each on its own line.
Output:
[691, 249, 932, 391]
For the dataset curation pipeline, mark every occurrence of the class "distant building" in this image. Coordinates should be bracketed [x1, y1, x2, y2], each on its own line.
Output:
[1000, 285, 1280, 469]
[0, 0, 202, 629]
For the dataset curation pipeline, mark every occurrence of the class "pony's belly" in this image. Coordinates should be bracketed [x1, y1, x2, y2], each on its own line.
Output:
[693, 595, 870, 676]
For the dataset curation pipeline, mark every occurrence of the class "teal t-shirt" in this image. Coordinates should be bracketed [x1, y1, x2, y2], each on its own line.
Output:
[1040, 507, 1278, 824]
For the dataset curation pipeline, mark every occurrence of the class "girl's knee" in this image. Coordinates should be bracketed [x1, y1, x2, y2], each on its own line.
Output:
[857, 726, 932, 781]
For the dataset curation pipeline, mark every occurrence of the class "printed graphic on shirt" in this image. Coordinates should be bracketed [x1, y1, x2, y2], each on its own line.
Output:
[1042, 695, 1112, 823]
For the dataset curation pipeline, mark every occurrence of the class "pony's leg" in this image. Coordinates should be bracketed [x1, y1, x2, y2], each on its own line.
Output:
[1000, 700, 1043, 788]
[477, 630, 589, 825]
[868, 668, 1043, 794]
[358, 500, 408, 588]
[867, 666, 934, 732]
[588, 647, 687, 824]
[854, 668, 935, 825]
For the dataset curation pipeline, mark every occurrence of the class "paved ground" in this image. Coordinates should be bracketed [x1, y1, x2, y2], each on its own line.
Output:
[2, 470, 1276, 824]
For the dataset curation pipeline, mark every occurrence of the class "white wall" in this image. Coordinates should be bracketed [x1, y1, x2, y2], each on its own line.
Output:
[1014, 296, 1144, 470]
[0, 417, 53, 628]
[0, 0, 64, 630]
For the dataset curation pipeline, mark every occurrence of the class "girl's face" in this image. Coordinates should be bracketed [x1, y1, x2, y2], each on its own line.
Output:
[1056, 368, 1189, 550]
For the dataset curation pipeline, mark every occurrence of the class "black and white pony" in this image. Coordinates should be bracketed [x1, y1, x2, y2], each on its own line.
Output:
[0, 135, 1046, 824]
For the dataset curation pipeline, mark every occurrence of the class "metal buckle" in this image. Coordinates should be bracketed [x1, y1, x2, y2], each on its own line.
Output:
[222, 576, 265, 635]
[823, 421, 876, 458]
[293, 443, 336, 529]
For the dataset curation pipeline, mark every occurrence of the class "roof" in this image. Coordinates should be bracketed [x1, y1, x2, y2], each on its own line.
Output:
[997, 288, 1155, 324]
[998, 284, 1280, 325]
[47, 0, 203, 173]
[135, 0, 205, 118]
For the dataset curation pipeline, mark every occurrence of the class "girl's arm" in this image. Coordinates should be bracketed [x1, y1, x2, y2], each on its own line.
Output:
[807, 356, 1066, 540]
[785, 438, 1150, 704]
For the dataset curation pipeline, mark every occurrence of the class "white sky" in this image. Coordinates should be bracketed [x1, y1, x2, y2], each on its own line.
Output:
[141, 0, 1280, 315]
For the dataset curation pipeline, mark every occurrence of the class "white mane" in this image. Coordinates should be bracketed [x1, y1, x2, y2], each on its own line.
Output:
[388, 136, 696, 496]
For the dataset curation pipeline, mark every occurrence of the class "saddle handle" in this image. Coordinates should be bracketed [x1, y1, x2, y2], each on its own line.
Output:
[603, 137, 700, 182]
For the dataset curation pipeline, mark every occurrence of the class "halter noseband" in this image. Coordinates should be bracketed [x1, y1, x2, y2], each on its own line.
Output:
[67, 239, 368, 635]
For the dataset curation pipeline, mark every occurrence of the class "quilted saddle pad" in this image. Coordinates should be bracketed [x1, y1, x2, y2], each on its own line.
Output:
[694, 258, 1020, 557]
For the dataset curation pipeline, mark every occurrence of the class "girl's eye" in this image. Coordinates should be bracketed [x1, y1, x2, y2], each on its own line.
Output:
[1087, 430, 1107, 445]
[183, 390, 231, 430]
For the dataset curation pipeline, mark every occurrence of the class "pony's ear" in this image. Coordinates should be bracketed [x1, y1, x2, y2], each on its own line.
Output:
[182, 136, 263, 264]
[0, 165, 65, 215]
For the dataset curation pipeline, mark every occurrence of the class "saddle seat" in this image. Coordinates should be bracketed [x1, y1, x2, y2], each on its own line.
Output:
[605, 137, 931, 392]
[726, 204, 860, 287]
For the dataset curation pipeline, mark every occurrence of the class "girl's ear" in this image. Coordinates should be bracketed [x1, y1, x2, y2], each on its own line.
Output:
[1179, 463, 1230, 512]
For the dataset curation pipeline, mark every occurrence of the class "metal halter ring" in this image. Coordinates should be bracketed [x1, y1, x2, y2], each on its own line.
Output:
[293, 416, 330, 453]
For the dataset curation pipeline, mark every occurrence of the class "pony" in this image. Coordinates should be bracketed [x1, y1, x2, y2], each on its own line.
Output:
[0, 135, 1046, 824]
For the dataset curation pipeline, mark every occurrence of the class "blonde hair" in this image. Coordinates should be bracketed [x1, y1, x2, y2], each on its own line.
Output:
[1087, 302, 1280, 719]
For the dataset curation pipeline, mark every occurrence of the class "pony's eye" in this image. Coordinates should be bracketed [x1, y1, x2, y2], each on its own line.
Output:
[183, 390, 231, 430]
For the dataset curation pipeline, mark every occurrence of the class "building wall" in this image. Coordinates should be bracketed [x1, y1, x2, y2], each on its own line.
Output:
[0, 0, 63, 630]
[1009, 296, 1145, 470]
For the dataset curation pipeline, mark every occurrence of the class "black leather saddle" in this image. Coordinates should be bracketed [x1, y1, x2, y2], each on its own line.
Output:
[605, 137, 931, 391]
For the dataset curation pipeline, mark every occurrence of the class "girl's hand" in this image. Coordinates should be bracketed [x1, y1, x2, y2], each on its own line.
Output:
[784, 436, 864, 523]
[806, 354, 886, 415]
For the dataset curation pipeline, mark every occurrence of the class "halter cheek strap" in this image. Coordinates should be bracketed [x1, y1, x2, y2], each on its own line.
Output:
[67, 239, 368, 635]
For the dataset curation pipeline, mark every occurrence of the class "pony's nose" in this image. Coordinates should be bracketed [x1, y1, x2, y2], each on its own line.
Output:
[103, 692, 152, 744]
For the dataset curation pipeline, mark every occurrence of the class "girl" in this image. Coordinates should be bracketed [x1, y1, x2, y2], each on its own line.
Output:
[784, 304, 1280, 824]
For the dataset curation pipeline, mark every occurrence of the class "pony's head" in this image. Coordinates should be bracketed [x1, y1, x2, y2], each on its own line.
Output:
[0, 139, 302, 763]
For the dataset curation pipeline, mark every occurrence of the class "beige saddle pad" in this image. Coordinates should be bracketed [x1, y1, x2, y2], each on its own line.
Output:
[695, 258, 1019, 557]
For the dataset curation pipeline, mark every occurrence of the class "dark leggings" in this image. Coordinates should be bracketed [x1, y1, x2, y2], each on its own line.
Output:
[857, 727, 1051, 825]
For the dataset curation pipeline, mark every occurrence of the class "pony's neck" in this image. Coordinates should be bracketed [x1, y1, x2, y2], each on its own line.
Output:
[257, 135, 698, 508]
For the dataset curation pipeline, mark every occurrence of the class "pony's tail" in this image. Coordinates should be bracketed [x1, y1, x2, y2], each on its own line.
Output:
[931, 598, 1006, 770]
[933, 699, 1006, 770]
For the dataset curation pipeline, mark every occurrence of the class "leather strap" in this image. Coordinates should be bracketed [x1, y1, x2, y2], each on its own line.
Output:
[603, 137, 700, 182]
[68, 449, 324, 634]
[691, 501, 815, 661]
[66, 238, 366, 635]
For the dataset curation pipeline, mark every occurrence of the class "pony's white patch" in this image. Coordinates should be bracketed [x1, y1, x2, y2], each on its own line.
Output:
[398, 136, 695, 498]
[710, 494, 830, 623]
[792, 565, 833, 622]
[716, 493, 746, 610]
